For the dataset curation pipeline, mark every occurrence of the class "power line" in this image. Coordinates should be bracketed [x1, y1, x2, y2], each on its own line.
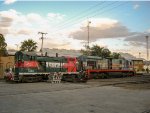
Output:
[91, 1, 129, 18]
[54, 1, 106, 29]
[50, 1, 120, 35]
[56, 2, 126, 34]
[57, 2, 117, 29]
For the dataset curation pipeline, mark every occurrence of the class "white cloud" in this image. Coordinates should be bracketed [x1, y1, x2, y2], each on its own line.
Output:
[133, 4, 140, 10]
[4, 0, 17, 4]
[47, 13, 65, 20]
[27, 13, 43, 23]
[17, 28, 33, 35]
[69, 18, 136, 42]
[0, 9, 18, 35]
[0, 9, 73, 50]
[0, 17, 13, 27]
[0, 9, 59, 35]
[0, 9, 19, 20]
[1, 9, 146, 59]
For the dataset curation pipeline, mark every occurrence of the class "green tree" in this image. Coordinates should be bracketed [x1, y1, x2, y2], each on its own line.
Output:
[20, 39, 37, 52]
[0, 34, 7, 56]
[111, 52, 121, 59]
[90, 45, 104, 56]
[81, 44, 111, 58]
[101, 48, 111, 58]
[81, 45, 91, 55]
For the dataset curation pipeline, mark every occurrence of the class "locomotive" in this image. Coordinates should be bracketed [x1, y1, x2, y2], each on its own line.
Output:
[4, 51, 135, 82]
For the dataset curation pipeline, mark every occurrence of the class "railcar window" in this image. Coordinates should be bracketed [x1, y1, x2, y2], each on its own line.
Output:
[119, 60, 122, 64]
[130, 62, 132, 65]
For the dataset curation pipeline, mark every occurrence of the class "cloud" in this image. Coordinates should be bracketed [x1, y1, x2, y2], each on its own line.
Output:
[124, 32, 150, 48]
[0, 28, 9, 35]
[4, 0, 17, 4]
[17, 28, 33, 35]
[0, 9, 21, 35]
[0, 9, 17, 34]
[0, 9, 65, 36]
[0, 9, 73, 50]
[133, 4, 140, 10]
[69, 18, 136, 42]
[0, 9, 18, 27]
[0, 17, 13, 27]
[47, 13, 65, 20]
[27, 13, 44, 23]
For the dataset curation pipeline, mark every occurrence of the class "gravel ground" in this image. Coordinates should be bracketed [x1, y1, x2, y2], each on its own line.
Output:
[87, 75, 150, 90]
[0, 75, 150, 113]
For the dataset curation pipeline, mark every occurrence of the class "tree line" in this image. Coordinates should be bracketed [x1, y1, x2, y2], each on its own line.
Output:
[0, 33, 120, 58]
[81, 45, 120, 59]
[0, 34, 37, 56]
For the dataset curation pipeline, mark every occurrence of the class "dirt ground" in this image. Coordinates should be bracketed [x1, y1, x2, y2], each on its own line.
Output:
[86, 75, 150, 90]
[0, 75, 150, 113]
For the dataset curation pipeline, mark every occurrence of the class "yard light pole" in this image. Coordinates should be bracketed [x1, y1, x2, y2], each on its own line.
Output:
[139, 52, 141, 58]
[87, 20, 91, 48]
[146, 36, 149, 73]
[38, 32, 47, 56]
[87, 20, 91, 55]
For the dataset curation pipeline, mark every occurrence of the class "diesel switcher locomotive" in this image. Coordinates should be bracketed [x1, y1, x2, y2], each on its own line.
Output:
[4, 51, 135, 82]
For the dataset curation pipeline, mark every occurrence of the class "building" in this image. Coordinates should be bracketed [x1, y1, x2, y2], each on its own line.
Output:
[0, 50, 16, 78]
[0, 55, 15, 78]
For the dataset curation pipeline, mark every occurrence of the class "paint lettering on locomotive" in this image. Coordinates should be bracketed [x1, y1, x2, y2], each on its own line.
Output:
[4, 51, 139, 83]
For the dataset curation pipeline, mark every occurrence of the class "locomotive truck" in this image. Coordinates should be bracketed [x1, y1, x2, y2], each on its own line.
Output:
[4, 51, 135, 82]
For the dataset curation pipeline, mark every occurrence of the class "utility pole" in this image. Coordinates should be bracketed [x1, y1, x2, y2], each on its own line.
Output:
[38, 32, 47, 56]
[87, 20, 91, 48]
[87, 20, 91, 55]
[139, 52, 141, 58]
[146, 36, 149, 61]
[146, 36, 149, 73]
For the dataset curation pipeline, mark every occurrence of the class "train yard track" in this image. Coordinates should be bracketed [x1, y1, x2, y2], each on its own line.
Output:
[87, 75, 150, 90]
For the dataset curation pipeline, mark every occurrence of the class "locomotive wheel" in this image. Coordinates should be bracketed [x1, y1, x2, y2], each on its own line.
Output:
[122, 73, 127, 77]
[73, 79, 77, 83]
[100, 73, 108, 79]
[21, 76, 26, 83]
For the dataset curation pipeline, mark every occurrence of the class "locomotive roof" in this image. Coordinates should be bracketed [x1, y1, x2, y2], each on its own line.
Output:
[15, 51, 37, 56]
[36, 56, 66, 62]
[79, 55, 102, 60]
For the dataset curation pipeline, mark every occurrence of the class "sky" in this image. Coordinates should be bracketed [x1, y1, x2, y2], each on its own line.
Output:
[0, 0, 150, 59]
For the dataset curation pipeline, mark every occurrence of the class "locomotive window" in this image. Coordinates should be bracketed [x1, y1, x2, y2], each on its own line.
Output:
[87, 61, 96, 69]
[119, 60, 122, 64]
[130, 62, 132, 65]
[98, 64, 100, 69]
[30, 56, 35, 60]
[19, 54, 23, 61]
